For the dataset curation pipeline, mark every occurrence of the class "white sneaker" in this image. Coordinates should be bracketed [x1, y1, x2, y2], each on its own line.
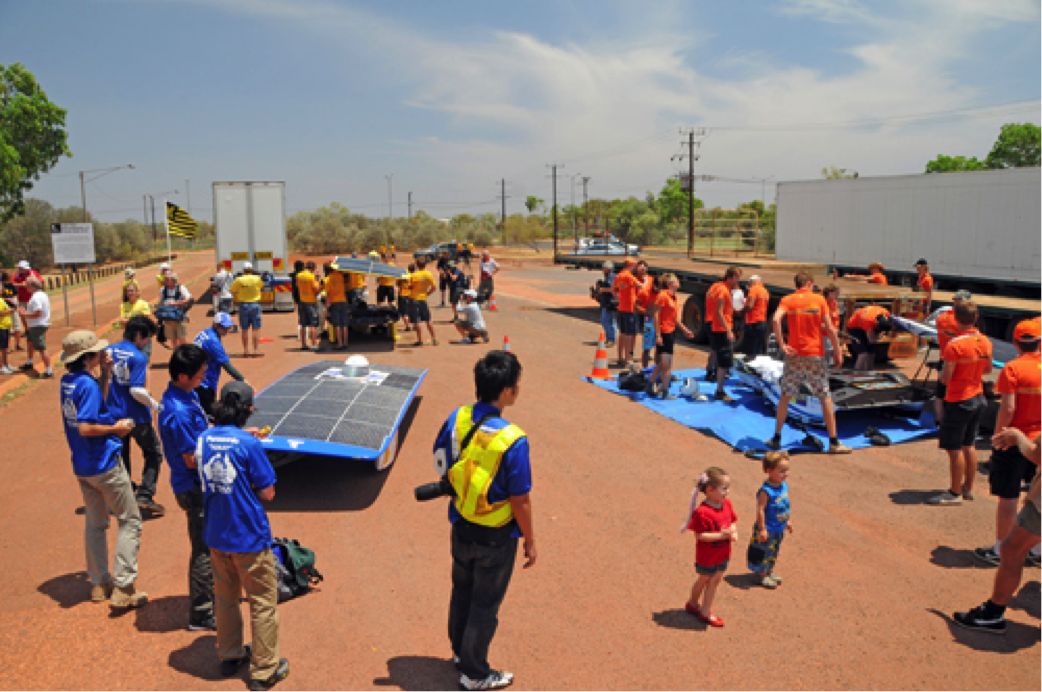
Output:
[460, 671, 514, 690]
[0, 366, 15, 375]
[927, 490, 962, 506]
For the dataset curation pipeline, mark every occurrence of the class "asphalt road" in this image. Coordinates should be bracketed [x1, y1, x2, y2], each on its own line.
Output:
[0, 256, 1037, 690]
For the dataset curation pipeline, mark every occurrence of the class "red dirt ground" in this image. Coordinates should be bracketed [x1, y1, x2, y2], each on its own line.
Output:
[0, 255, 1037, 690]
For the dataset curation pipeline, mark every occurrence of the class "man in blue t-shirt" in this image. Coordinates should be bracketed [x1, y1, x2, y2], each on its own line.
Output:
[193, 312, 249, 416]
[106, 315, 165, 515]
[198, 381, 288, 689]
[158, 343, 214, 631]
[432, 350, 535, 691]
[59, 330, 147, 610]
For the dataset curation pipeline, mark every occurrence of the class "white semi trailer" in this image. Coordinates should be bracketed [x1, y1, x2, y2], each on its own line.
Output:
[213, 181, 293, 311]
[776, 168, 1041, 295]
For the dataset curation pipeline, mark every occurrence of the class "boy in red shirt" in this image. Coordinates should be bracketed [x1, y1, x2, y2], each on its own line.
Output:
[707, 267, 741, 402]
[929, 301, 993, 505]
[612, 258, 640, 367]
[766, 271, 850, 454]
[974, 317, 1041, 564]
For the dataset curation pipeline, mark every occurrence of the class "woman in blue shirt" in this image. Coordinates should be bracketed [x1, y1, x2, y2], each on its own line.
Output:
[197, 381, 288, 690]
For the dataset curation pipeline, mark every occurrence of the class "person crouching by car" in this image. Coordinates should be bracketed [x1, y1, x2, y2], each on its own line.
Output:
[453, 290, 489, 344]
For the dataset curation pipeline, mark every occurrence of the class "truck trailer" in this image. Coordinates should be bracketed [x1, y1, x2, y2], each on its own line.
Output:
[213, 181, 294, 312]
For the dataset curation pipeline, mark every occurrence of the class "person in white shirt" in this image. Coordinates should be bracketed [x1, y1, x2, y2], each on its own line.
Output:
[453, 290, 489, 344]
[211, 264, 234, 316]
[478, 251, 500, 300]
[18, 277, 53, 378]
[158, 273, 192, 349]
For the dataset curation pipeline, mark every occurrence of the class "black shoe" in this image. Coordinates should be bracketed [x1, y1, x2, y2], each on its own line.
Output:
[713, 391, 734, 403]
[952, 605, 1006, 634]
[248, 658, 290, 691]
[703, 371, 716, 383]
[220, 645, 251, 677]
[137, 497, 166, 516]
[764, 435, 781, 451]
[187, 616, 216, 631]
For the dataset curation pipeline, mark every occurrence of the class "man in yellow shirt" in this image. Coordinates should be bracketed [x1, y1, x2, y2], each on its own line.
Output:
[377, 252, 396, 307]
[397, 265, 414, 332]
[409, 258, 438, 346]
[230, 262, 266, 357]
[295, 261, 321, 352]
[325, 268, 350, 350]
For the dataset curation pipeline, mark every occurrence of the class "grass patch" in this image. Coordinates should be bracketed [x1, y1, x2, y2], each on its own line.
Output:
[0, 380, 35, 410]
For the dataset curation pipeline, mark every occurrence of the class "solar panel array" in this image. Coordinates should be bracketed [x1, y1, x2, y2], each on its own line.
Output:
[252, 361, 424, 450]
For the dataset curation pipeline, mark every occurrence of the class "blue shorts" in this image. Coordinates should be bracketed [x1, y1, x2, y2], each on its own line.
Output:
[642, 318, 656, 351]
[239, 302, 262, 330]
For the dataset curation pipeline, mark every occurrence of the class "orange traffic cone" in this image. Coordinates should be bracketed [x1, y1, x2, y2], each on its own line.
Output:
[589, 332, 611, 379]
[489, 294, 498, 312]
[503, 335, 511, 352]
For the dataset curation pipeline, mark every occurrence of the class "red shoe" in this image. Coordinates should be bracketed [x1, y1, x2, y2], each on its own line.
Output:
[684, 602, 701, 617]
[704, 612, 725, 627]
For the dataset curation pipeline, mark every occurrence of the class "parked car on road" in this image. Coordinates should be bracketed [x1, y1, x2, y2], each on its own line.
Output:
[414, 242, 460, 262]
[574, 239, 640, 256]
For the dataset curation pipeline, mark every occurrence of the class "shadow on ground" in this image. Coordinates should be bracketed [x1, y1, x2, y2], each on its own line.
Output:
[372, 655, 459, 691]
[930, 546, 978, 570]
[724, 573, 762, 591]
[37, 571, 93, 609]
[134, 595, 193, 633]
[651, 608, 706, 632]
[266, 398, 421, 513]
[888, 489, 943, 505]
[928, 607, 1041, 653]
[168, 634, 227, 682]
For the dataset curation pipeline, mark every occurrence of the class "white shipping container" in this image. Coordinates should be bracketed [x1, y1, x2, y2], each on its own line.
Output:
[776, 168, 1041, 284]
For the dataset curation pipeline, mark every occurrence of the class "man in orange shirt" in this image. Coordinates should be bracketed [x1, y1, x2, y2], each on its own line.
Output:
[931, 289, 972, 424]
[295, 261, 321, 352]
[914, 258, 934, 314]
[742, 275, 770, 357]
[929, 301, 993, 505]
[633, 262, 657, 369]
[707, 267, 741, 402]
[766, 271, 850, 454]
[842, 261, 888, 285]
[846, 304, 893, 371]
[612, 258, 640, 367]
[974, 318, 1041, 565]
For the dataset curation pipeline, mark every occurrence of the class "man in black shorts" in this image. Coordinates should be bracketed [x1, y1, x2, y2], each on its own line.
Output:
[437, 250, 451, 307]
[707, 267, 741, 402]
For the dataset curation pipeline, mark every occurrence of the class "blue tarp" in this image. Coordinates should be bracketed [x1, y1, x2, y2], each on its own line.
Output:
[585, 369, 938, 452]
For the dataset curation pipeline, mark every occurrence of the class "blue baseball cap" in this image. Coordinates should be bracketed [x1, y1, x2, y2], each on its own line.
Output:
[213, 312, 234, 329]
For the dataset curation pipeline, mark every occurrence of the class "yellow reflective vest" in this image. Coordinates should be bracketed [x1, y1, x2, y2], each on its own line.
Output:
[447, 405, 526, 528]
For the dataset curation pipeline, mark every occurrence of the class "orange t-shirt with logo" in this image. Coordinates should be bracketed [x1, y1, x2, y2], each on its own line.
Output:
[635, 285, 656, 315]
[655, 291, 679, 334]
[706, 282, 733, 332]
[848, 305, 890, 332]
[918, 273, 934, 292]
[936, 309, 959, 352]
[746, 285, 769, 324]
[996, 352, 1041, 438]
[942, 329, 993, 402]
[325, 272, 347, 303]
[778, 287, 828, 357]
[613, 270, 639, 313]
[869, 273, 888, 285]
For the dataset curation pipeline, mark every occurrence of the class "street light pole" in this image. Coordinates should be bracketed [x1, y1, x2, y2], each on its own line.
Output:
[78, 164, 134, 325]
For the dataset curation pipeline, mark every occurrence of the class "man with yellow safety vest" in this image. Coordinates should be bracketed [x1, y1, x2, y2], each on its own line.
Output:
[432, 350, 535, 691]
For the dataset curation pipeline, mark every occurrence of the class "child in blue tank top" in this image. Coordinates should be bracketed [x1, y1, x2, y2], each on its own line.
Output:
[747, 451, 792, 588]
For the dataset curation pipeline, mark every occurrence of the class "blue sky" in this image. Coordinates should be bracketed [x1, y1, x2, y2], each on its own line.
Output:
[2, 0, 1039, 223]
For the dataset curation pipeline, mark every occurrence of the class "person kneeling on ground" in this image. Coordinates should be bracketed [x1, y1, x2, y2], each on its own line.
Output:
[453, 289, 489, 344]
[198, 382, 289, 691]
[59, 330, 147, 610]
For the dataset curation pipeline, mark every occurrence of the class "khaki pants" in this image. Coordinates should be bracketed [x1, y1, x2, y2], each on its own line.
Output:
[77, 463, 142, 588]
[211, 548, 280, 681]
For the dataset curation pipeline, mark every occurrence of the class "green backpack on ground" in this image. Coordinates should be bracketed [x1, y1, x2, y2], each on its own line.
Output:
[272, 537, 324, 602]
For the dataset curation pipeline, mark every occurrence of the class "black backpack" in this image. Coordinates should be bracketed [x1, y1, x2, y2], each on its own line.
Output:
[618, 369, 647, 392]
[272, 537, 323, 602]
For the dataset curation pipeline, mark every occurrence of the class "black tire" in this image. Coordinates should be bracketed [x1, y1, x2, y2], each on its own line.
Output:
[681, 292, 710, 344]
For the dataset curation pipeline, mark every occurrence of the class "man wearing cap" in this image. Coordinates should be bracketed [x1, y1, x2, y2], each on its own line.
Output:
[59, 330, 147, 610]
[194, 313, 250, 416]
[12, 260, 42, 312]
[931, 290, 972, 424]
[929, 301, 993, 506]
[974, 318, 1042, 565]
[158, 343, 216, 631]
[953, 428, 1041, 634]
[231, 263, 265, 357]
[123, 268, 139, 291]
[212, 263, 235, 317]
[846, 304, 893, 371]
[106, 315, 165, 515]
[18, 276, 53, 377]
[915, 259, 934, 314]
[453, 289, 488, 344]
[479, 250, 499, 301]
[842, 262, 888, 285]
[159, 272, 192, 350]
[446, 261, 467, 321]
[295, 262, 321, 352]
[743, 275, 770, 357]
[156, 262, 172, 294]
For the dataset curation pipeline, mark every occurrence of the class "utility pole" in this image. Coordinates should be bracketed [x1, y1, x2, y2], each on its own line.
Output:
[547, 164, 563, 256]
[673, 128, 709, 257]
[582, 176, 591, 234]
[407, 191, 413, 219]
[495, 179, 510, 234]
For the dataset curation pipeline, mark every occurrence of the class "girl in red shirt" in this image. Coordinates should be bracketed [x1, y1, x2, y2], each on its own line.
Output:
[681, 466, 737, 627]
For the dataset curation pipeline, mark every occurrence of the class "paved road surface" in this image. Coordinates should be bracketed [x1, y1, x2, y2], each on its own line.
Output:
[0, 257, 1037, 690]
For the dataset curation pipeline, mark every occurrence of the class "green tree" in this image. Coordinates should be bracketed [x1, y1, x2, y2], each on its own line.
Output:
[1, 63, 72, 223]
[924, 154, 987, 173]
[524, 195, 543, 214]
[656, 177, 704, 224]
[984, 122, 1041, 169]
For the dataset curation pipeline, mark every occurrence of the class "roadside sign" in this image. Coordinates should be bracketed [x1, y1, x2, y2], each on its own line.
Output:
[50, 223, 96, 264]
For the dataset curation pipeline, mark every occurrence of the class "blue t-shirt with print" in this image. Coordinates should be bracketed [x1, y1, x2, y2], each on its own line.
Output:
[433, 402, 532, 539]
[194, 327, 230, 392]
[198, 425, 277, 553]
[158, 383, 210, 495]
[106, 340, 151, 425]
[61, 370, 123, 477]
[759, 480, 791, 534]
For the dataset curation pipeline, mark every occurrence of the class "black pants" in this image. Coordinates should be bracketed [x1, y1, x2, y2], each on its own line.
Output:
[175, 487, 214, 625]
[195, 386, 216, 418]
[743, 321, 767, 357]
[120, 422, 163, 502]
[448, 522, 519, 680]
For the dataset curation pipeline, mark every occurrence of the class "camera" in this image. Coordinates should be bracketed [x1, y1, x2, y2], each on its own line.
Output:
[414, 476, 456, 502]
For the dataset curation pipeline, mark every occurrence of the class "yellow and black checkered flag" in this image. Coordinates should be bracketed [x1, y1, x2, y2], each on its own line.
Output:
[166, 201, 198, 240]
